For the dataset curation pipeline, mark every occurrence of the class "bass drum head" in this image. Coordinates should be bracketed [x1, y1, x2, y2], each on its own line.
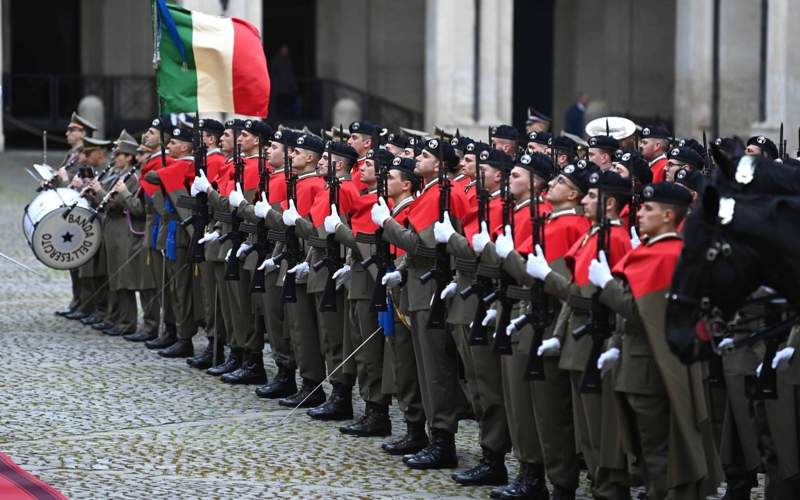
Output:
[30, 206, 102, 270]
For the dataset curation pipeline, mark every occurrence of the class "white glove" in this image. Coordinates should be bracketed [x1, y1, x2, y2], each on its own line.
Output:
[440, 281, 458, 300]
[537, 337, 561, 356]
[371, 197, 391, 227]
[236, 242, 252, 259]
[382, 270, 402, 288]
[197, 231, 220, 244]
[756, 363, 763, 377]
[225, 249, 233, 262]
[257, 257, 276, 272]
[332, 264, 351, 289]
[254, 192, 270, 219]
[597, 347, 620, 373]
[588, 250, 613, 289]
[228, 183, 244, 208]
[192, 170, 211, 196]
[718, 337, 734, 351]
[481, 308, 498, 327]
[495, 225, 515, 258]
[324, 204, 342, 234]
[630, 226, 641, 249]
[506, 314, 528, 336]
[471, 221, 491, 253]
[287, 261, 309, 278]
[434, 211, 455, 244]
[772, 347, 795, 370]
[526, 244, 551, 281]
[282, 199, 301, 226]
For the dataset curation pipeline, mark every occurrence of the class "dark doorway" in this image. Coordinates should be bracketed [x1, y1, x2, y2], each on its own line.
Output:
[512, 0, 554, 132]
[263, 0, 316, 123]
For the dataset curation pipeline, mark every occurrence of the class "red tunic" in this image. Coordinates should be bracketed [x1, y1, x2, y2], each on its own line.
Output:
[407, 180, 470, 234]
[267, 169, 288, 205]
[650, 156, 668, 184]
[281, 173, 325, 216]
[564, 223, 632, 286]
[205, 151, 226, 184]
[391, 198, 414, 257]
[350, 159, 367, 193]
[517, 210, 589, 261]
[613, 236, 682, 299]
[308, 179, 361, 227]
[464, 196, 503, 246]
[140, 153, 174, 196]
[157, 157, 195, 194]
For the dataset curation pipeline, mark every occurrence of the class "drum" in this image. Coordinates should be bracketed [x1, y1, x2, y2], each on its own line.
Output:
[22, 188, 102, 270]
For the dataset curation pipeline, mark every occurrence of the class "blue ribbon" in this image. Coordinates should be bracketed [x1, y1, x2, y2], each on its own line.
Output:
[379, 294, 395, 337]
[151, 211, 161, 250]
[156, 0, 188, 66]
[164, 198, 178, 261]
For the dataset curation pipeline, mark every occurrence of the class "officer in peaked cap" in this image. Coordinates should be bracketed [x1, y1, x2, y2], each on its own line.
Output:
[526, 108, 552, 134]
[745, 135, 779, 160]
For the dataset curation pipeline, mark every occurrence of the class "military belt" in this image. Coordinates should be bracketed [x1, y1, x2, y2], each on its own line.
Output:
[307, 236, 329, 249]
[454, 258, 477, 274]
[506, 285, 530, 301]
[355, 233, 377, 244]
[476, 263, 501, 279]
[566, 295, 593, 311]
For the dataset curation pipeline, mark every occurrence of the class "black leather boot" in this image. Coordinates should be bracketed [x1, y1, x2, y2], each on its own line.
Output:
[80, 314, 103, 325]
[339, 402, 391, 437]
[124, 330, 158, 342]
[64, 310, 90, 320]
[104, 326, 130, 337]
[403, 430, 458, 469]
[206, 348, 242, 376]
[278, 379, 326, 408]
[307, 382, 353, 421]
[382, 422, 428, 455]
[499, 462, 549, 499]
[186, 337, 220, 369]
[145, 332, 177, 350]
[92, 321, 114, 331]
[452, 449, 508, 486]
[158, 339, 194, 358]
[55, 306, 76, 317]
[255, 365, 297, 399]
[221, 351, 268, 384]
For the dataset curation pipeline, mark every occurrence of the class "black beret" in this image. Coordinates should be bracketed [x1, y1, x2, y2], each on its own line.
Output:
[243, 119, 273, 140]
[272, 129, 298, 146]
[198, 118, 224, 135]
[464, 141, 490, 156]
[527, 131, 552, 146]
[517, 152, 555, 180]
[491, 125, 519, 141]
[224, 119, 246, 130]
[560, 160, 598, 194]
[549, 135, 577, 154]
[406, 138, 423, 157]
[450, 135, 474, 152]
[390, 156, 417, 176]
[588, 169, 631, 195]
[349, 120, 382, 137]
[366, 147, 395, 166]
[295, 134, 324, 154]
[640, 126, 671, 140]
[387, 133, 410, 150]
[478, 148, 514, 171]
[641, 182, 693, 206]
[423, 138, 459, 170]
[746, 135, 779, 159]
[329, 141, 358, 162]
[677, 137, 706, 158]
[674, 168, 705, 193]
[150, 115, 173, 131]
[588, 135, 619, 152]
[170, 126, 194, 143]
[667, 146, 705, 170]
[617, 150, 652, 184]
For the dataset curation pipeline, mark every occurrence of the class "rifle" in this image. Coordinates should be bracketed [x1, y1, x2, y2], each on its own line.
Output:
[779, 122, 785, 160]
[223, 129, 245, 281]
[489, 166, 516, 355]
[420, 141, 453, 329]
[572, 179, 613, 393]
[280, 139, 300, 303]
[181, 115, 210, 263]
[628, 154, 640, 231]
[361, 150, 391, 312]
[702, 131, 712, 177]
[249, 132, 271, 293]
[734, 310, 796, 400]
[459, 149, 492, 346]
[315, 139, 343, 311]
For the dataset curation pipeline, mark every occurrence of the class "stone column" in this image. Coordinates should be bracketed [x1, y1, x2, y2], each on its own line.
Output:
[673, 0, 713, 140]
[424, 0, 513, 138]
[751, 0, 800, 156]
[0, 0, 5, 151]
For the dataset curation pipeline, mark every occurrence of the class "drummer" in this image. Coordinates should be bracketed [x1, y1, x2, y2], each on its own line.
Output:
[54, 112, 97, 319]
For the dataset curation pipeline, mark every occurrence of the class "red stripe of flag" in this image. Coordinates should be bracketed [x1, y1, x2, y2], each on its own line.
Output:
[231, 19, 270, 117]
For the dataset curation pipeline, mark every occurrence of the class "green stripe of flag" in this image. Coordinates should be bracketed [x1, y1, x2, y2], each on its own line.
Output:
[157, 5, 198, 113]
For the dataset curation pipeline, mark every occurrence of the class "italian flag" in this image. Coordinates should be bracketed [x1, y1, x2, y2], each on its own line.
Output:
[154, 0, 270, 117]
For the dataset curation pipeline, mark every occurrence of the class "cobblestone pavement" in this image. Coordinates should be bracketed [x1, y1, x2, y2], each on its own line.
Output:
[0, 151, 754, 499]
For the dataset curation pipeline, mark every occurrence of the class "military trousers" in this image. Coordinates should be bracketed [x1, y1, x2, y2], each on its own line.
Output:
[454, 323, 510, 456]
[286, 284, 325, 384]
[165, 247, 196, 340]
[224, 269, 261, 353]
[409, 308, 460, 434]
[314, 290, 354, 387]
[450, 322, 481, 419]
[350, 299, 388, 405]
[261, 277, 294, 369]
[200, 260, 217, 333]
[113, 289, 138, 333]
[68, 268, 81, 309]
[384, 313, 425, 425]
[620, 391, 670, 500]
[212, 262, 235, 346]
